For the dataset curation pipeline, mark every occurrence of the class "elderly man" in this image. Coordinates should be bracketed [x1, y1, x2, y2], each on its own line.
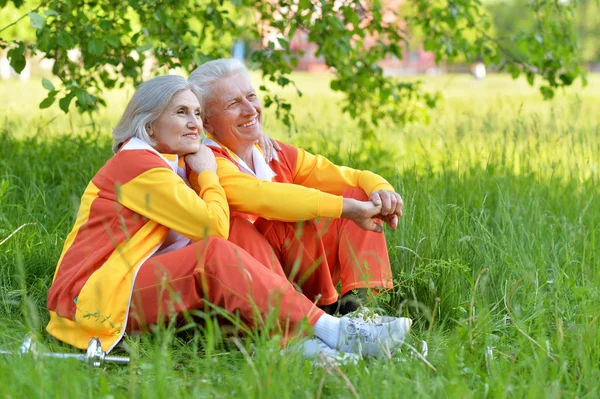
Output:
[188, 59, 403, 315]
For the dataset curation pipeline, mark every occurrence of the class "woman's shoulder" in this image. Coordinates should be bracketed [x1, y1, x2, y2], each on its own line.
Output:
[116, 139, 171, 167]
[100, 144, 172, 186]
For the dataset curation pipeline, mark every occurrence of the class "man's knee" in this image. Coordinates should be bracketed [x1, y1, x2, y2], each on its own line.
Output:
[255, 218, 319, 239]
[254, 218, 286, 236]
[293, 219, 319, 237]
[229, 215, 259, 237]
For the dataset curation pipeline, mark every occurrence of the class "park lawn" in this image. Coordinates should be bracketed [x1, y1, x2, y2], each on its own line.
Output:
[0, 73, 599, 398]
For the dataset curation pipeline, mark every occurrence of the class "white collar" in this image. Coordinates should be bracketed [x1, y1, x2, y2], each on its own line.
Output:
[119, 137, 179, 173]
[203, 137, 277, 181]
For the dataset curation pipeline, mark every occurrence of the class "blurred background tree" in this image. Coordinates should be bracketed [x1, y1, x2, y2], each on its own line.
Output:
[487, 0, 599, 65]
[0, 0, 590, 138]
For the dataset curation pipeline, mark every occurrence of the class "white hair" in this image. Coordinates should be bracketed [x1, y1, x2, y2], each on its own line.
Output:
[112, 75, 202, 153]
[188, 58, 250, 117]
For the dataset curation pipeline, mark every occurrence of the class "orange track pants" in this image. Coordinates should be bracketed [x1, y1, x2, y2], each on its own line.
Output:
[253, 188, 394, 306]
[127, 219, 323, 336]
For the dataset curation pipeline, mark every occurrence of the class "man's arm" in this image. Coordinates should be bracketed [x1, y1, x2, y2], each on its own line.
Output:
[291, 145, 394, 194]
[190, 157, 344, 221]
[290, 144, 403, 227]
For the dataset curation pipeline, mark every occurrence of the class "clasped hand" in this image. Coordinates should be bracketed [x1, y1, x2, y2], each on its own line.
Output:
[341, 190, 403, 233]
[369, 190, 403, 229]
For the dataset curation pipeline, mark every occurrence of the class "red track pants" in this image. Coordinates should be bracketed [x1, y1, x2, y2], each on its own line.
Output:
[241, 188, 394, 306]
[126, 222, 323, 336]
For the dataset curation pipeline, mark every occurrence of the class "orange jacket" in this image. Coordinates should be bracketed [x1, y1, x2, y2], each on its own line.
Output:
[47, 138, 229, 352]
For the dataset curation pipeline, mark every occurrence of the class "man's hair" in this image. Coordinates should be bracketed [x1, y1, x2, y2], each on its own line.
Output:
[188, 58, 250, 117]
[112, 74, 202, 153]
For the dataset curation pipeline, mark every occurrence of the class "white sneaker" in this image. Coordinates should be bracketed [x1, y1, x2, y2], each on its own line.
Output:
[336, 313, 412, 358]
[296, 337, 360, 366]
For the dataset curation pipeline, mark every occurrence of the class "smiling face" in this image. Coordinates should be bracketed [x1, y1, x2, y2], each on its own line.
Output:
[202, 72, 262, 151]
[148, 89, 202, 156]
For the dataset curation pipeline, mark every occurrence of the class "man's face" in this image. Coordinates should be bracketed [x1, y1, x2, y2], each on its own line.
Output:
[203, 72, 263, 149]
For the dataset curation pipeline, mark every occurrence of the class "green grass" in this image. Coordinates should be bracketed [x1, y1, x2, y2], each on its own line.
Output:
[0, 73, 599, 398]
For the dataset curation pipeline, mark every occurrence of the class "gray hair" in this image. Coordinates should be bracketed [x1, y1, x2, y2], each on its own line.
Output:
[188, 58, 249, 117]
[112, 74, 202, 153]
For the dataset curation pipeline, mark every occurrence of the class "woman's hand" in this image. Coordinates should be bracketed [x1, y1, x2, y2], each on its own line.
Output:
[341, 198, 384, 233]
[257, 133, 281, 163]
[185, 144, 217, 174]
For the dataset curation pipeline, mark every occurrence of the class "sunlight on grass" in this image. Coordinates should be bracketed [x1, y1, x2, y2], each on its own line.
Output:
[0, 73, 599, 397]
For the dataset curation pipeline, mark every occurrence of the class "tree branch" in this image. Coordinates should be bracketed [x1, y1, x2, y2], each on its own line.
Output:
[474, 26, 538, 72]
[0, 0, 49, 34]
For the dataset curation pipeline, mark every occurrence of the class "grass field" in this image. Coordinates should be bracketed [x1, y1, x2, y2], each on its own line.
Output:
[0, 72, 599, 398]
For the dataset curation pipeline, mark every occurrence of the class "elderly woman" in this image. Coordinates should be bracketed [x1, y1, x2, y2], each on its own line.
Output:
[188, 59, 404, 315]
[45, 74, 411, 360]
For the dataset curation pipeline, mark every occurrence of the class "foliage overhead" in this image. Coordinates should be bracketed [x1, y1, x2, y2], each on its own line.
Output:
[0, 0, 587, 137]
[486, 0, 600, 65]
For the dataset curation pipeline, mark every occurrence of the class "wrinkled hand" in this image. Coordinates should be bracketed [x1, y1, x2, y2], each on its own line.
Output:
[185, 145, 217, 174]
[369, 190, 404, 229]
[341, 198, 384, 233]
[257, 133, 281, 163]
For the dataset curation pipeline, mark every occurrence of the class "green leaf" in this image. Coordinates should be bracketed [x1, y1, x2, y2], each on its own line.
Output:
[298, 0, 311, 9]
[509, 64, 520, 79]
[37, 28, 51, 50]
[42, 77, 55, 91]
[87, 39, 105, 56]
[75, 90, 95, 109]
[44, 9, 59, 17]
[39, 96, 56, 109]
[580, 72, 588, 87]
[100, 20, 113, 31]
[540, 86, 554, 100]
[29, 12, 45, 30]
[277, 37, 289, 50]
[559, 73, 574, 85]
[277, 76, 290, 87]
[7, 43, 26, 73]
[59, 93, 75, 113]
[526, 72, 535, 86]
[136, 43, 153, 53]
[105, 34, 120, 48]
[263, 95, 273, 107]
[57, 32, 75, 49]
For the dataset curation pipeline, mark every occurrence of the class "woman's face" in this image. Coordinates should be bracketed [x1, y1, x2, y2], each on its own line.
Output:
[149, 89, 202, 155]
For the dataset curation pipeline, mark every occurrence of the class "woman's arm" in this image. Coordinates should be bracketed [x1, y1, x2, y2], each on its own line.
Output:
[117, 150, 230, 239]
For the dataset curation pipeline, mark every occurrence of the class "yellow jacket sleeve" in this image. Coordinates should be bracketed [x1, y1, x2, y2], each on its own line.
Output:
[293, 148, 395, 195]
[191, 158, 343, 221]
[119, 168, 230, 239]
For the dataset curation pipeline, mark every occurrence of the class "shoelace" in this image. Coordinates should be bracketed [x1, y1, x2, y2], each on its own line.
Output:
[345, 319, 379, 344]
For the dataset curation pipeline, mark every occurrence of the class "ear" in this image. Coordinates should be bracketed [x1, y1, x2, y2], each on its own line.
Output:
[145, 123, 153, 136]
[203, 116, 215, 134]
